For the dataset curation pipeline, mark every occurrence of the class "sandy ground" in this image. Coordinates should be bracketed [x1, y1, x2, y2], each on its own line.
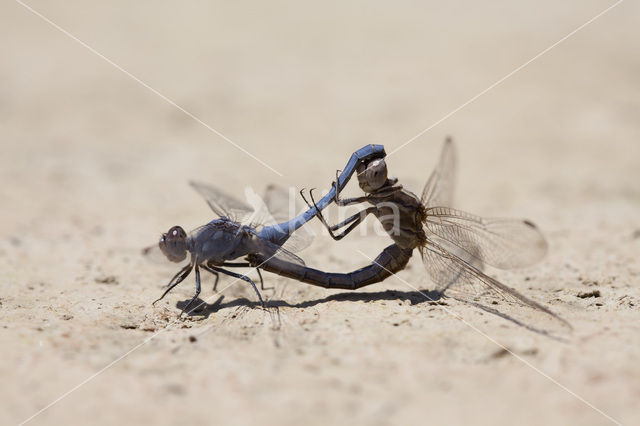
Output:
[1, 1, 639, 425]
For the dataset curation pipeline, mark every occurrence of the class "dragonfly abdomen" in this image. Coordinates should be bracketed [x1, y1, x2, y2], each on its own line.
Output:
[251, 244, 413, 290]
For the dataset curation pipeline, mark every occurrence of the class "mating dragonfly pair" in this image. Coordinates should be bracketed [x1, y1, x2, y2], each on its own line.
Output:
[144, 140, 569, 330]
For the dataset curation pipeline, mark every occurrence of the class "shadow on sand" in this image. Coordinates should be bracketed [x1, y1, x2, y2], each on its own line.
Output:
[176, 289, 443, 317]
[175, 288, 568, 341]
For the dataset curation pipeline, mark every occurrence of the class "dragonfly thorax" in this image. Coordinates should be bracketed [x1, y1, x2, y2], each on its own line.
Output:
[159, 226, 188, 263]
[190, 219, 257, 265]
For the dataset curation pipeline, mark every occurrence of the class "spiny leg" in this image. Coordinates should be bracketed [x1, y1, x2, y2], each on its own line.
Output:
[209, 269, 220, 291]
[315, 207, 373, 240]
[334, 169, 341, 203]
[300, 188, 332, 234]
[327, 208, 376, 240]
[300, 188, 362, 239]
[331, 169, 370, 206]
[209, 266, 265, 308]
[204, 261, 248, 291]
[300, 188, 364, 216]
[153, 263, 193, 305]
[307, 188, 377, 240]
[300, 188, 359, 237]
[213, 261, 270, 291]
[256, 268, 267, 291]
[165, 264, 192, 288]
[202, 263, 222, 283]
[180, 265, 202, 316]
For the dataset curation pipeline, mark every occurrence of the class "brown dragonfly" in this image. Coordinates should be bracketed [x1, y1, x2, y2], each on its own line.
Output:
[248, 139, 570, 330]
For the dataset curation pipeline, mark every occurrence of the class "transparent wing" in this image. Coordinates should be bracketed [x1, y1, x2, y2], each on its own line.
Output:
[421, 137, 457, 207]
[261, 184, 314, 253]
[256, 237, 306, 267]
[424, 207, 548, 270]
[232, 184, 305, 228]
[280, 231, 313, 254]
[421, 239, 570, 330]
[190, 181, 313, 254]
[189, 181, 254, 223]
[262, 184, 295, 224]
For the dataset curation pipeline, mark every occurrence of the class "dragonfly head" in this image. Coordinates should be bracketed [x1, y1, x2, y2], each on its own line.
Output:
[357, 158, 388, 192]
[159, 226, 188, 262]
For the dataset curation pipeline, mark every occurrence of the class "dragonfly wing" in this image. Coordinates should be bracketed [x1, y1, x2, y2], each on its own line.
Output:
[421, 239, 570, 330]
[255, 237, 306, 267]
[262, 184, 295, 223]
[261, 184, 314, 253]
[280, 231, 314, 253]
[424, 207, 548, 269]
[189, 181, 255, 222]
[421, 137, 457, 208]
[190, 181, 313, 252]
[274, 245, 306, 266]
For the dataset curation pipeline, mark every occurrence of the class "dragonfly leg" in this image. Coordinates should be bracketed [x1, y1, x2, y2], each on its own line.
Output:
[300, 188, 362, 236]
[307, 189, 376, 240]
[203, 262, 270, 292]
[335, 195, 369, 207]
[220, 262, 270, 291]
[210, 270, 220, 291]
[152, 263, 193, 305]
[300, 188, 366, 210]
[256, 268, 267, 291]
[326, 208, 377, 240]
[206, 261, 249, 291]
[332, 169, 369, 206]
[333, 169, 341, 203]
[204, 261, 251, 289]
[180, 265, 202, 316]
[209, 266, 265, 309]
[202, 262, 221, 291]
[300, 188, 339, 235]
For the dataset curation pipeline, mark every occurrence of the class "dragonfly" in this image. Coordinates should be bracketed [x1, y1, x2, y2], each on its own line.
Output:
[248, 139, 570, 329]
[144, 145, 387, 314]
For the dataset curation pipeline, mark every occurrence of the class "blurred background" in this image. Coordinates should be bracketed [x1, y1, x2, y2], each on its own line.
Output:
[1, 1, 638, 425]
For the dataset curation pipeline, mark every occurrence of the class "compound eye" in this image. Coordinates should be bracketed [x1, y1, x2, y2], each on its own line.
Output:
[167, 226, 186, 241]
[366, 159, 388, 189]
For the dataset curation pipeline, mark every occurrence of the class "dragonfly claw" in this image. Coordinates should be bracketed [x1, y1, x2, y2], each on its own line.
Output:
[299, 188, 313, 209]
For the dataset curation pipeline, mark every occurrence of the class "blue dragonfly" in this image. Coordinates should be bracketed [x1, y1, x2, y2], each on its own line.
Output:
[143, 145, 386, 314]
